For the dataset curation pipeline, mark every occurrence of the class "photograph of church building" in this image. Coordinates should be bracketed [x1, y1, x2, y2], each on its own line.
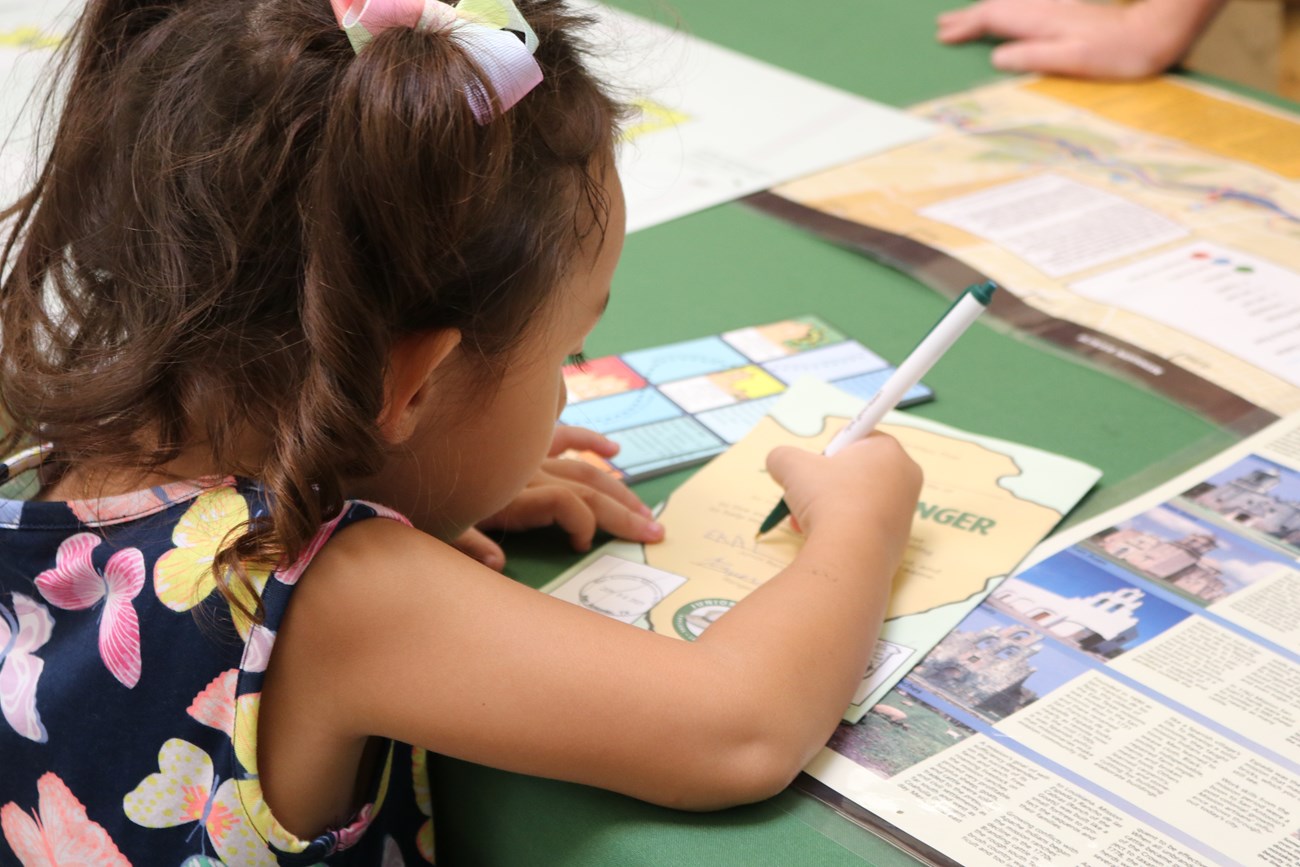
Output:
[990, 548, 1191, 658]
[1084, 503, 1293, 606]
[1181, 454, 1300, 554]
[911, 606, 1090, 724]
[988, 574, 1143, 659]
[914, 622, 1045, 721]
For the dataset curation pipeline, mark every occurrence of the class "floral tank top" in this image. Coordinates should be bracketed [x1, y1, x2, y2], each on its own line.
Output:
[0, 448, 435, 866]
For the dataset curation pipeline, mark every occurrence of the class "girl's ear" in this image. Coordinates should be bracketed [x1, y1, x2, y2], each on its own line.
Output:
[378, 328, 463, 443]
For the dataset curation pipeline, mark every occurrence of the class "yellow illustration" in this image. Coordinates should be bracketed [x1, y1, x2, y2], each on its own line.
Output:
[709, 366, 784, 401]
[1024, 77, 1300, 180]
[0, 27, 62, 50]
[754, 319, 831, 353]
[622, 98, 691, 142]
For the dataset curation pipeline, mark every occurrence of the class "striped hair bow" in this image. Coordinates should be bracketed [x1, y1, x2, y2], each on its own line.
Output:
[331, 0, 543, 124]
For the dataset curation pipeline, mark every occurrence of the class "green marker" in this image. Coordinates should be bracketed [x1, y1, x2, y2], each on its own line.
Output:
[756, 281, 997, 537]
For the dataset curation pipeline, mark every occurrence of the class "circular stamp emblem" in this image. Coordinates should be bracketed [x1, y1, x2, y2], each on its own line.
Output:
[579, 573, 664, 619]
[672, 598, 735, 641]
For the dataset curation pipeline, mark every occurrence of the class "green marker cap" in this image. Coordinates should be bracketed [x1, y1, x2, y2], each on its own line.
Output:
[970, 281, 997, 306]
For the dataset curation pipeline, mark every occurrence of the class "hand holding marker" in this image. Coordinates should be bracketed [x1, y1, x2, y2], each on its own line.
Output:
[756, 281, 997, 537]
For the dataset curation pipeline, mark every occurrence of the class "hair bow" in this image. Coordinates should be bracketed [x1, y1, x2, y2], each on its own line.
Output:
[331, 0, 543, 124]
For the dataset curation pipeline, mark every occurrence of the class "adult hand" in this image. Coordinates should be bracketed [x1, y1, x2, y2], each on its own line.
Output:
[936, 0, 1220, 79]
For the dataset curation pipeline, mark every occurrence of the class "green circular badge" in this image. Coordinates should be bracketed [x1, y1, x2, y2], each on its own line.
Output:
[673, 598, 735, 641]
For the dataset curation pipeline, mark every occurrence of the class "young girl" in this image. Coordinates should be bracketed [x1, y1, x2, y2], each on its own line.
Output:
[0, 0, 921, 864]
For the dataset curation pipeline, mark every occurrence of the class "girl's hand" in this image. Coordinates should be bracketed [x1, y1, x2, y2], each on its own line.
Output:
[936, 0, 1198, 79]
[766, 434, 922, 542]
[453, 425, 663, 569]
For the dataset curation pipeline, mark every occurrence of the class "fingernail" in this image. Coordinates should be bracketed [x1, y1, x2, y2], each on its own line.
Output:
[484, 553, 505, 570]
[638, 503, 653, 517]
[644, 521, 664, 540]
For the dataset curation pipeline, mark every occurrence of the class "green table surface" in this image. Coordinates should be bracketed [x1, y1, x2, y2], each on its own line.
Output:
[432, 0, 1280, 863]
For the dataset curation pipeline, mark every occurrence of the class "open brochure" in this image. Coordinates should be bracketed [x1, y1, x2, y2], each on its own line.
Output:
[545, 377, 1099, 720]
[803, 408, 1300, 866]
[756, 76, 1300, 435]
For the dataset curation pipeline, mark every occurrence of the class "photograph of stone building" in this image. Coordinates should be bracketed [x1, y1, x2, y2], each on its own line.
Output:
[1085, 503, 1293, 605]
[1088, 524, 1228, 604]
[913, 623, 1044, 721]
[1181, 455, 1300, 553]
[910, 607, 1090, 724]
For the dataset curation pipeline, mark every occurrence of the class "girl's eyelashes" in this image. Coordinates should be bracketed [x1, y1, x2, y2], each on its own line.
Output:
[565, 351, 590, 370]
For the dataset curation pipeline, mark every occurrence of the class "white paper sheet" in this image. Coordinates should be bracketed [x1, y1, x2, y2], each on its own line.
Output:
[580, 2, 935, 233]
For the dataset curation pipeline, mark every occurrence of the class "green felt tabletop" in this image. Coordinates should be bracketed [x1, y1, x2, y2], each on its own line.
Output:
[432, 0, 1257, 863]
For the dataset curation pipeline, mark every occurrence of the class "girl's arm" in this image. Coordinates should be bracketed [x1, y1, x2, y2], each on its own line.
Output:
[260, 435, 919, 830]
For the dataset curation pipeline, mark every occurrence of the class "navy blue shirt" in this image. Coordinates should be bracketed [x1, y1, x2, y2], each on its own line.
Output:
[0, 453, 433, 866]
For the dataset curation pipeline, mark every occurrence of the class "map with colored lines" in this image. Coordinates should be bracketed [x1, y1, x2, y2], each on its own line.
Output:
[770, 77, 1300, 426]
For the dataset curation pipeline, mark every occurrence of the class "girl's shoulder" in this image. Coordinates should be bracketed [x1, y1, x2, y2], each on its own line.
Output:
[262, 506, 475, 653]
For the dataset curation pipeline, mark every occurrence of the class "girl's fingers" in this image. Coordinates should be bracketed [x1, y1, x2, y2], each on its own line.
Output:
[497, 487, 600, 551]
[549, 425, 620, 458]
[582, 490, 664, 546]
[452, 527, 507, 571]
[490, 485, 663, 551]
[542, 458, 651, 516]
[476, 446, 660, 550]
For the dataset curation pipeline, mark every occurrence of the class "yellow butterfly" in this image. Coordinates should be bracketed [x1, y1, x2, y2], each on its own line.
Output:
[124, 738, 276, 867]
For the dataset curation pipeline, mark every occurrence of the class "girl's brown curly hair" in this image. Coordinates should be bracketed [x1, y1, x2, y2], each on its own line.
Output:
[0, 0, 622, 625]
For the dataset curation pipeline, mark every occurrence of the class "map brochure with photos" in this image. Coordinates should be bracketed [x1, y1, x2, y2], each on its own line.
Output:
[799, 408, 1300, 866]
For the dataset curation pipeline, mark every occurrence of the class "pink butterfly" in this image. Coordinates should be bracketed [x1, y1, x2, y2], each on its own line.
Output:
[187, 669, 237, 737]
[35, 533, 145, 688]
[0, 594, 54, 743]
[1, 772, 130, 866]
